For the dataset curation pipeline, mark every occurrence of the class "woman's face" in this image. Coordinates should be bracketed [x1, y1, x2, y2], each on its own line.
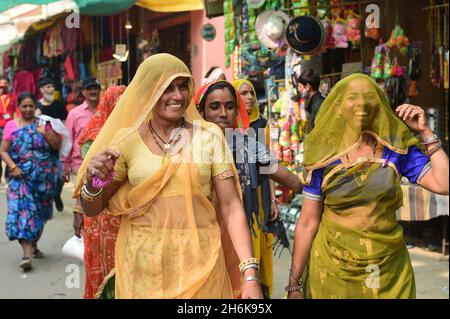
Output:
[340, 78, 379, 131]
[19, 97, 37, 120]
[238, 83, 255, 113]
[153, 77, 190, 123]
[202, 88, 237, 131]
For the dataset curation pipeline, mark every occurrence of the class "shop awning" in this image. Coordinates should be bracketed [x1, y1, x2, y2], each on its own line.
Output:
[0, 1, 59, 13]
[136, 0, 203, 12]
[76, 0, 136, 16]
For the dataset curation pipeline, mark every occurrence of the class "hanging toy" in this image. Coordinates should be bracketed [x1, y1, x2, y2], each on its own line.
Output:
[330, 0, 343, 19]
[387, 25, 410, 55]
[370, 44, 385, 80]
[345, 12, 361, 47]
[390, 54, 405, 77]
[321, 18, 336, 49]
[332, 20, 349, 49]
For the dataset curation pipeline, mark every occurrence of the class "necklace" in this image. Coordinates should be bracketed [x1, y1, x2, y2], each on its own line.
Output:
[148, 118, 185, 154]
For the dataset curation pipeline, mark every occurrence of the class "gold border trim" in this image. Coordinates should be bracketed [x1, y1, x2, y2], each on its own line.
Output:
[94, 268, 116, 299]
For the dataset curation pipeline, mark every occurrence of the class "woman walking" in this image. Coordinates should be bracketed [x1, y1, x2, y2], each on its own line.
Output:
[1, 92, 61, 270]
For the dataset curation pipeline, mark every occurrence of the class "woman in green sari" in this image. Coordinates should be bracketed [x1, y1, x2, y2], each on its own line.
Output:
[287, 74, 448, 299]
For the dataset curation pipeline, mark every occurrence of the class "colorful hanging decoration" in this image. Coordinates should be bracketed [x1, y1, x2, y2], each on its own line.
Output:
[387, 25, 410, 55]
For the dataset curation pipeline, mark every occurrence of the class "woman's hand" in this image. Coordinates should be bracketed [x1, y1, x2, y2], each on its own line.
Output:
[241, 281, 263, 299]
[86, 148, 120, 188]
[9, 167, 23, 178]
[396, 104, 429, 134]
[269, 201, 280, 221]
[287, 291, 305, 299]
[36, 123, 48, 137]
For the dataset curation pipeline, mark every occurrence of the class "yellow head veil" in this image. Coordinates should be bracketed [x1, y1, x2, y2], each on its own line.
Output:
[74, 53, 208, 193]
[302, 73, 420, 184]
[232, 79, 260, 123]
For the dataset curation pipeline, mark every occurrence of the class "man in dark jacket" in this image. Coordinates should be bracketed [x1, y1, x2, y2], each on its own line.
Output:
[297, 69, 325, 132]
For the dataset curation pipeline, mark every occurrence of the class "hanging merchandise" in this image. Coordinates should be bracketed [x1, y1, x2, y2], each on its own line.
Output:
[255, 10, 290, 49]
[246, 0, 265, 9]
[330, 0, 343, 18]
[331, 19, 348, 49]
[407, 44, 421, 98]
[291, 0, 310, 17]
[321, 17, 336, 49]
[370, 43, 390, 80]
[42, 23, 64, 58]
[285, 16, 326, 55]
[317, 0, 329, 19]
[387, 25, 410, 56]
[345, 11, 361, 47]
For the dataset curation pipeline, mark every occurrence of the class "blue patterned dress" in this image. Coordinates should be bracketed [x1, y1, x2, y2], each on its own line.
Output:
[5, 122, 58, 241]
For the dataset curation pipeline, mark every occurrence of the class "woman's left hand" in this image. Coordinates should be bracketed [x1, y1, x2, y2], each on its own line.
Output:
[269, 202, 280, 221]
[36, 124, 47, 137]
[241, 281, 263, 299]
[396, 104, 429, 133]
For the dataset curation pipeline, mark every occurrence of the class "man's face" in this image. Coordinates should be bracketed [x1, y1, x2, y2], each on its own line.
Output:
[0, 79, 9, 94]
[82, 86, 101, 104]
[40, 84, 55, 96]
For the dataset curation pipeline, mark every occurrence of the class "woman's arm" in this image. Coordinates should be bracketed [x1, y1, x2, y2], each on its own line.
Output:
[1, 139, 15, 168]
[214, 176, 263, 299]
[0, 139, 23, 178]
[396, 104, 449, 195]
[270, 165, 303, 194]
[288, 198, 323, 299]
[416, 128, 449, 195]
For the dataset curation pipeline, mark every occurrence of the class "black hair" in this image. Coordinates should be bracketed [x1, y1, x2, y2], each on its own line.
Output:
[298, 69, 320, 91]
[204, 66, 220, 79]
[38, 77, 54, 88]
[198, 82, 237, 112]
[17, 92, 37, 105]
[0, 76, 9, 82]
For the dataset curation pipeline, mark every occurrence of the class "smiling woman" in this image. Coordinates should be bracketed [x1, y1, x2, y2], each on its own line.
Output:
[288, 73, 449, 299]
[74, 54, 263, 299]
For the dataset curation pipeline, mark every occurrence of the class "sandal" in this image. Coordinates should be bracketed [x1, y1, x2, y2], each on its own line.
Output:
[33, 249, 44, 259]
[19, 256, 32, 271]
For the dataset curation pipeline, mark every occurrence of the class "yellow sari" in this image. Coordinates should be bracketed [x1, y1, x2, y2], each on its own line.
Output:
[74, 54, 241, 298]
[301, 74, 424, 299]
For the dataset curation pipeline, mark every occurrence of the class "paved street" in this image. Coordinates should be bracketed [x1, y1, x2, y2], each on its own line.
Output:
[0, 181, 448, 299]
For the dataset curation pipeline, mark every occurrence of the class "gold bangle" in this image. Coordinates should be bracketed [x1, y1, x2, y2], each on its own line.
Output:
[10, 164, 17, 171]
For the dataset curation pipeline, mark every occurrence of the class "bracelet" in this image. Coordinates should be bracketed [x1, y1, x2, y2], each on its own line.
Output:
[426, 140, 443, 156]
[420, 133, 440, 145]
[239, 258, 258, 273]
[243, 276, 259, 282]
[289, 269, 302, 285]
[10, 164, 18, 171]
[81, 184, 103, 202]
[241, 263, 259, 274]
[285, 284, 304, 293]
[83, 183, 103, 197]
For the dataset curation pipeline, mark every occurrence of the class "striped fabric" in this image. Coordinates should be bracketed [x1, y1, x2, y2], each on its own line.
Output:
[397, 184, 449, 221]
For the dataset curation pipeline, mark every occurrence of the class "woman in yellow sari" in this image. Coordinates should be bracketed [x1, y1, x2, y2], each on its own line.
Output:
[287, 74, 448, 299]
[74, 54, 263, 299]
[232, 79, 278, 298]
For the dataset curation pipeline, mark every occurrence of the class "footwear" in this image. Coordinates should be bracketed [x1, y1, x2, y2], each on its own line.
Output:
[54, 196, 64, 212]
[33, 249, 44, 259]
[19, 257, 32, 271]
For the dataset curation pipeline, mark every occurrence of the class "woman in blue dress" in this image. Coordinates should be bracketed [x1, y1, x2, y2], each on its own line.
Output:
[1, 92, 62, 270]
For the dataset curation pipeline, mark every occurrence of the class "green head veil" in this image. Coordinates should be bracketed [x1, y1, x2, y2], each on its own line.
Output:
[302, 73, 420, 185]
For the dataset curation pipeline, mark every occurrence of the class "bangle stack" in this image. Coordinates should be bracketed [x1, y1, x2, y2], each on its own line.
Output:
[239, 258, 259, 275]
[285, 269, 304, 293]
[81, 183, 103, 202]
[420, 133, 443, 156]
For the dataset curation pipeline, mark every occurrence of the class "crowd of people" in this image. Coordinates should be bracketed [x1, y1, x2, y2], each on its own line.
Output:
[0, 53, 448, 299]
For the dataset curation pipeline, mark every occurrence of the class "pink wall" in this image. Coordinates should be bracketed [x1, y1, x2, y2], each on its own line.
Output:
[190, 11, 231, 88]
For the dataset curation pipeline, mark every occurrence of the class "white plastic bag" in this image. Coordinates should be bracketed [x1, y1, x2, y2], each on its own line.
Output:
[62, 235, 84, 261]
